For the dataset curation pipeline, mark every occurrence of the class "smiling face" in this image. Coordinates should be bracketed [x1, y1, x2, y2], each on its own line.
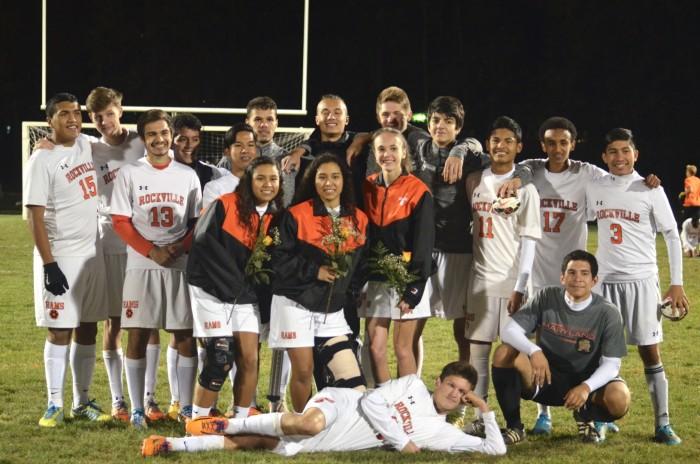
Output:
[173, 127, 201, 164]
[541, 128, 575, 173]
[226, 130, 258, 177]
[251, 163, 280, 206]
[48, 101, 82, 145]
[602, 140, 638, 176]
[315, 98, 349, 141]
[377, 101, 411, 132]
[486, 128, 522, 170]
[560, 259, 597, 302]
[432, 375, 472, 414]
[373, 131, 407, 175]
[246, 108, 278, 145]
[142, 119, 172, 163]
[314, 161, 343, 208]
[428, 112, 461, 147]
[89, 103, 122, 141]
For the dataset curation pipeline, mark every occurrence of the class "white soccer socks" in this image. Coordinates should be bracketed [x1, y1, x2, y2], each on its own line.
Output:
[103, 348, 125, 405]
[125, 357, 147, 411]
[44, 341, 69, 407]
[145, 344, 161, 404]
[168, 435, 225, 452]
[70, 343, 96, 408]
[645, 363, 670, 428]
[224, 412, 284, 436]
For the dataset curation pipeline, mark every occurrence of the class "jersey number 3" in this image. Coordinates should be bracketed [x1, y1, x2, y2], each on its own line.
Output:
[149, 206, 175, 227]
[78, 176, 97, 200]
[610, 223, 623, 244]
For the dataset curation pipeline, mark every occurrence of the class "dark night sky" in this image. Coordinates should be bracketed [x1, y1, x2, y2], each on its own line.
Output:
[2, 0, 698, 212]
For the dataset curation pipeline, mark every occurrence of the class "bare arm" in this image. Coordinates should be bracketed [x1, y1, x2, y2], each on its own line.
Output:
[27, 206, 54, 264]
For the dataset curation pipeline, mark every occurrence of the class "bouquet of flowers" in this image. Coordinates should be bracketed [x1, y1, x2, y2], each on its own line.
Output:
[367, 242, 419, 297]
[244, 226, 281, 285]
[320, 215, 364, 317]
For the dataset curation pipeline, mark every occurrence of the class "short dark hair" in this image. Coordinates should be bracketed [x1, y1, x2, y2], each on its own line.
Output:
[173, 113, 202, 134]
[427, 96, 464, 130]
[561, 249, 598, 278]
[604, 127, 635, 150]
[224, 123, 256, 148]
[538, 116, 577, 142]
[246, 96, 278, 118]
[439, 361, 478, 390]
[46, 92, 79, 119]
[490, 115, 522, 142]
[136, 109, 173, 139]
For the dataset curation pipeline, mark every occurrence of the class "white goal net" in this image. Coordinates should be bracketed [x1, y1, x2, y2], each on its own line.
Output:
[21, 121, 313, 218]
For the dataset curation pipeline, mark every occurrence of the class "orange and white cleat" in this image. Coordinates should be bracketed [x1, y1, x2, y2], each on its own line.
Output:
[141, 435, 171, 457]
[185, 417, 229, 436]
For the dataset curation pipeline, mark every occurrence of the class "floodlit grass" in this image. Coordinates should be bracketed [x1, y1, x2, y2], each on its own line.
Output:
[0, 215, 698, 463]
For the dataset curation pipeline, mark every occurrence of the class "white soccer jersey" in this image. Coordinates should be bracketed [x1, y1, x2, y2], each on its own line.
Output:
[586, 171, 677, 281]
[468, 168, 541, 297]
[110, 158, 202, 270]
[681, 218, 700, 251]
[523, 159, 607, 289]
[24, 134, 98, 257]
[289, 375, 504, 455]
[92, 130, 145, 254]
[201, 174, 239, 210]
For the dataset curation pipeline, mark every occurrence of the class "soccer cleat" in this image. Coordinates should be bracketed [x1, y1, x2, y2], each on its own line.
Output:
[71, 399, 111, 422]
[594, 421, 608, 441]
[574, 411, 602, 443]
[501, 427, 527, 445]
[39, 404, 64, 427]
[130, 408, 148, 429]
[531, 414, 552, 435]
[463, 418, 486, 438]
[166, 401, 181, 421]
[186, 417, 229, 436]
[111, 400, 130, 422]
[145, 400, 166, 422]
[141, 435, 171, 457]
[654, 424, 682, 445]
[178, 405, 193, 423]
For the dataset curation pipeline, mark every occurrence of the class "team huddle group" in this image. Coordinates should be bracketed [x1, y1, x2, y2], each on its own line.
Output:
[24, 85, 691, 458]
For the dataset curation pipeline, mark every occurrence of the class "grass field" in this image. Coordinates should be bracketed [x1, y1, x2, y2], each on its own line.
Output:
[0, 213, 698, 463]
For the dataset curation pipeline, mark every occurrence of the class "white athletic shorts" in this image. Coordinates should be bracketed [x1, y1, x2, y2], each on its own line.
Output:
[189, 285, 261, 337]
[430, 252, 471, 320]
[121, 268, 192, 330]
[465, 285, 511, 343]
[33, 254, 108, 328]
[268, 295, 351, 348]
[600, 277, 663, 346]
[272, 387, 379, 456]
[363, 280, 432, 320]
[103, 253, 127, 318]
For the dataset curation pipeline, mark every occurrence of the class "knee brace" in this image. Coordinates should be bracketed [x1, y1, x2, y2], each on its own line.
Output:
[313, 335, 366, 391]
[198, 337, 235, 392]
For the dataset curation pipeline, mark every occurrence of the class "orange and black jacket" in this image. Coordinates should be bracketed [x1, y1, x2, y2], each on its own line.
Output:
[364, 172, 435, 308]
[271, 197, 369, 313]
[187, 192, 276, 322]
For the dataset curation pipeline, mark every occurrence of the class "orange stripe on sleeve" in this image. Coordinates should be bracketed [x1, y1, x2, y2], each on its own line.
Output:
[112, 215, 154, 257]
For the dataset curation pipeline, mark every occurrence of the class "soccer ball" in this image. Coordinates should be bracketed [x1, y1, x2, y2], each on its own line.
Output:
[659, 297, 687, 321]
[492, 196, 521, 216]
